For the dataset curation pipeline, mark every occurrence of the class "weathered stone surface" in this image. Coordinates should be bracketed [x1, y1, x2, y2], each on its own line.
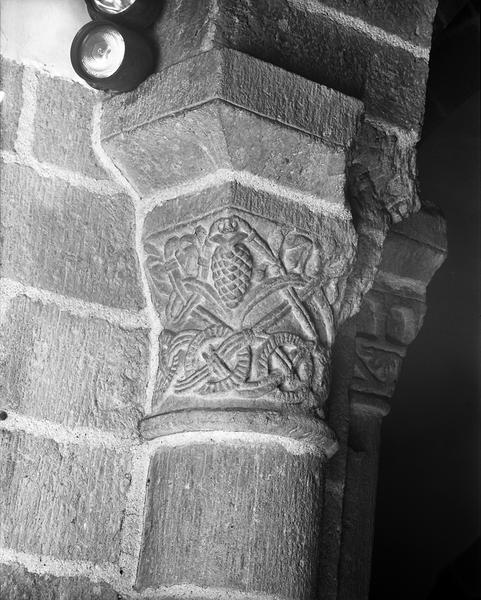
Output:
[0, 56, 23, 151]
[102, 47, 362, 146]
[219, 104, 346, 195]
[150, 0, 430, 129]
[0, 429, 131, 562]
[390, 204, 448, 251]
[137, 442, 325, 599]
[378, 231, 447, 288]
[104, 99, 348, 200]
[96, 5, 445, 597]
[348, 120, 419, 225]
[143, 182, 356, 294]
[0, 296, 149, 432]
[352, 291, 426, 397]
[32, 73, 109, 179]
[337, 405, 383, 600]
[310, 0, 438, 47]
[372, 206, 447, 298]
[140, 180, 353, 453]
[338, 201, 447, 599]
[318, 320, 358, 600]
[0, 563, 118, 600]
[0, 162, 144, 310]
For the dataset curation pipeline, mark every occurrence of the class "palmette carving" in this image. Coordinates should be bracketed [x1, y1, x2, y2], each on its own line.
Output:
[144, 211, 338, 414]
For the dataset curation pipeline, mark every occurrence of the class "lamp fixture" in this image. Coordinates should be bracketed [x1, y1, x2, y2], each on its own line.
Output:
[70, 21, 154, 92]
[85, 0, 162, 28]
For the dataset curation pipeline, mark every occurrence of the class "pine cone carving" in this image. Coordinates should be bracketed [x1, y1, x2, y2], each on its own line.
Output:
[211, 242, 253, 308]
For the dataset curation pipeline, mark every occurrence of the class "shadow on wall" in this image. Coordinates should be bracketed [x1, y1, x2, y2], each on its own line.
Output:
[370, 1, 480, 599]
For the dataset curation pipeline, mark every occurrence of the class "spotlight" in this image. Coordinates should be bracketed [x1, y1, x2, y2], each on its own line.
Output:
[85, 0, 162, 29]
[71, 21, 154, 92]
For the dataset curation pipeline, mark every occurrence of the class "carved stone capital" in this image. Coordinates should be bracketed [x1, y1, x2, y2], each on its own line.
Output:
[140, 183, 358, 457]
[102, 50, 371, 456]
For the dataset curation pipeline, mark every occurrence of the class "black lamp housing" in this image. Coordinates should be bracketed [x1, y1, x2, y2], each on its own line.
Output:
[71, 21, 155, 92]
[85, 0, 162, 29]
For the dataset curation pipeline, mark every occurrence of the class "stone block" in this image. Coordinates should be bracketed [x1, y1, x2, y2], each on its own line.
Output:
[0, 162, 144, 310]
[348, 120, 419, 225]
[0, 563, 119, 600]
[352, 340, 403, 397]
[32, 73, 109, 180]
[337, 416, 382, 600]
[137, 442, 325, 599]
[0, 429, 131, 563]
[220, 104, 346, 198]
[0, 56, 23, 152]
[351, 291, 427, 397]
[378, 231, 447, 286]
[355, 291, 425, 346]
[102, 47, 362, 146]
[103, 99, 348, 200]
[309, 0, 438, 47]
[216, 1, 430, 130]
[0, 296, 149, 432]
[149, 1, 429, 129]
[391, 205, 448, 251]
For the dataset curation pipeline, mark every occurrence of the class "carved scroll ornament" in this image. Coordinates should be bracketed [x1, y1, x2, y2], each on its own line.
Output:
[141, 203, 353, 452]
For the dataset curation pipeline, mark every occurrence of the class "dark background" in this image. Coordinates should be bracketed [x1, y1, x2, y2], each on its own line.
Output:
[370, 1, 480, 599]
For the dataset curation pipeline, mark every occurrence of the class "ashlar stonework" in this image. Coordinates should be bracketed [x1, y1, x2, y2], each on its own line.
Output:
[0, 1, 447, 598]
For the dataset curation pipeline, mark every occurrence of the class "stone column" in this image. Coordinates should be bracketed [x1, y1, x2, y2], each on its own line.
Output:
[99, 2, 443, 598]
[102, 46, 362, 598]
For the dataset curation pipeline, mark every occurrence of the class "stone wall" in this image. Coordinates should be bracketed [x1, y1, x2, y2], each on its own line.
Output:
[0, 2, 446, 599]
[0, 57, 153, 598]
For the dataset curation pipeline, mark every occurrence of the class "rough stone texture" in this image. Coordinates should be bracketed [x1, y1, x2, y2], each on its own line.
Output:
[375, 206, 448, 296]
[0, 429, 131, 563]
[0, 56, 23, 152]
[32, 73, 110, 180]
[391, 203, 447, 251]
[318, 320, 358, 600]
[352, 291, 425, 397]
[102, 47, 362, 146]
[341, 180, 447, 331]
[214, 0, 429, 130]
[0, 563, 119, 600]
[349, 210, 448, 401]
[0, 296, 149, 432]
[104, 100, 347, 200]
[0, 161, 144, 310]
[379, 231, 447, 288]
[0, 2, 445, 598]
[337, 407, 384, 600]
[310, 0, 438, 47]
[348, 120, 420, 225]
[137, 442, 325, 599]
[150, 0, 431, 130]
[335, 210, 447, 600]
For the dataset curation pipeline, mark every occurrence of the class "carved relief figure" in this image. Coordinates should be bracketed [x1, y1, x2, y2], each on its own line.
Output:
[144, 210, 337, 414]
